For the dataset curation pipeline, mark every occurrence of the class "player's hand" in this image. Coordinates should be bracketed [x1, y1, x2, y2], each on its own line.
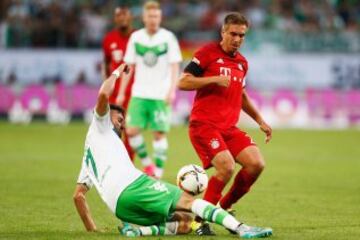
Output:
[100, 63, 107, 81]
[165, 91, 176, 105]
[216, 76, 231, 87]
[115, 93, 125, 107]
[259, 121, 272, 143]
[116, 63, 128, 74]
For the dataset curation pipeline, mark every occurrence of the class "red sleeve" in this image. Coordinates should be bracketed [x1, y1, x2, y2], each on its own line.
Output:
[192, 44, 213, 70]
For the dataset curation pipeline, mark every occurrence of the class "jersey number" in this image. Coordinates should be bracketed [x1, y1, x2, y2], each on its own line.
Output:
[149, 182, 170, 194]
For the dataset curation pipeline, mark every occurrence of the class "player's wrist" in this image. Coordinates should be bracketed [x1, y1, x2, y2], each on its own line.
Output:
[209, 76, 219, 84]
[257, 118, 265, 126]
[111, 69, 120, 79]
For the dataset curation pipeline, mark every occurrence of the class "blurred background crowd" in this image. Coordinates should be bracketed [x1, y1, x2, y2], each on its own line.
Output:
[0, 0, 359, 127]
[1, 0, 359, 51]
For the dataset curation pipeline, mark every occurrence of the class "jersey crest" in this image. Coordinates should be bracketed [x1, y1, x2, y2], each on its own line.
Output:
[135, 42, 168, 67]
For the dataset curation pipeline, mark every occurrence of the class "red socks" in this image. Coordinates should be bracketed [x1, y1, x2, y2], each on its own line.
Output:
[203, 176, 226, 205]
[203, 169, 258, 210]
[220, 169, 257, 210]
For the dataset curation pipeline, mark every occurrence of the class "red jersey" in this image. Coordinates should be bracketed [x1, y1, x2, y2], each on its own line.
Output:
[102, 30, 134, 106]
[187, 43, 248, 129]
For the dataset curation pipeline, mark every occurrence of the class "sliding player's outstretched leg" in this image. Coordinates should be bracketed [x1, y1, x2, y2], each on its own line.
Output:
[177, 193, 273, 238]
[119, 222, 178, 237]
[118, 213, 192, 237]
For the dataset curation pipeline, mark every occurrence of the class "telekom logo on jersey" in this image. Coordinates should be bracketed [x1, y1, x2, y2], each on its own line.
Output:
[220, 67, 243, 83]
[220, 67, 231, 76]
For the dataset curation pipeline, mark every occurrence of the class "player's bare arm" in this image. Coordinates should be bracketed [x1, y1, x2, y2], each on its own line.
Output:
[100, 63, 107, 82]
[73, 184, 97, 232]
[178, 73, 230, 90]
[242, 89, 272, 143]
[115, 64, 134, 106]
[166, 63, 180, 104]
[103, 56, 111, 79]
[96, 63, 128, 116]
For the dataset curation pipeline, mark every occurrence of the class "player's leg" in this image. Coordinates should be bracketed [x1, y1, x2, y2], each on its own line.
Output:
[119, 221, 181, 236]
[176, 192, 272, 238]
[117, 174, 271, 238]
[139, 213, 192, 236]
[220, 129, 265, 210]
[207, 150, 236, 203]
[189, 124, 234, 205]
[115, 174, 183, 225]
[126, 97, 155, 175]
[188, 124, 236, 234]
[149, 99, 171, 179]
[152, 131, 168, 178]
[119, 212, 192, 236]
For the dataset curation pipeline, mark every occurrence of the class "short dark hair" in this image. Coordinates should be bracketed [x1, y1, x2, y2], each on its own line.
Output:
[223, 12, 249, 28]
[110, 104, 125, 115]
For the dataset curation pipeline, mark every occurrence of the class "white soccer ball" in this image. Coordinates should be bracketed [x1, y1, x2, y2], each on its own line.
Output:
[176, 164, 208, 195]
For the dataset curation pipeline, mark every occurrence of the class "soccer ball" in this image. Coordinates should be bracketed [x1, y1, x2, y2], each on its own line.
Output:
[176, 164, 208, 195]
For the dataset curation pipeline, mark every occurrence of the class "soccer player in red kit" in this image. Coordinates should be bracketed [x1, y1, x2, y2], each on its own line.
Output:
[102, 6, 135, 160]
[178, 13, 272, 235]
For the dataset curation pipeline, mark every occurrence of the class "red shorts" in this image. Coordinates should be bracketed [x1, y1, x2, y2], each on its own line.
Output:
[189, 122, 256, 169]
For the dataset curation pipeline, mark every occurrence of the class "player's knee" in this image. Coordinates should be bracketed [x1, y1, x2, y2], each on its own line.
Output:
[217, 161, 235, 182]
[223, 162, 235, 177]
[248, 158, 265, 174]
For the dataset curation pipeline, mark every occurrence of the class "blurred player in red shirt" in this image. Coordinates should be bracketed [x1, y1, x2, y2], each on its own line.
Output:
[102, 6, 135, 160]
[179, 13, 272, 235]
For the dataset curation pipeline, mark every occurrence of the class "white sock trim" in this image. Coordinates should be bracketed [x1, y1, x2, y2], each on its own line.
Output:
[223, 215, 241, 232]
[139, 226, 152, 236]
[129, 134, 144, 148]
[153, 138, 168, 150]
[165, 222, 178, 235]
[141, 157, 152, 167]
[154, 167, 163, 178]
[191, 199, 208, 218]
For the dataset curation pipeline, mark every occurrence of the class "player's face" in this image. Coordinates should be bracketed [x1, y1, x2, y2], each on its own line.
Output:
[114, 8, 131, 29]
[110, 110, 125, 137]
[143, 9, 162, 33]
[221, 24, 247, 54]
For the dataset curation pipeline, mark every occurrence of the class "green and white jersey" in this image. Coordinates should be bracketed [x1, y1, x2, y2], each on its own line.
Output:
[124, 28, 182, 100]
[77, 107, 142, 214]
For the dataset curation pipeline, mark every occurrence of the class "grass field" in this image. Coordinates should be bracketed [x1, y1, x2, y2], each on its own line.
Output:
[0, 122, 359, 240]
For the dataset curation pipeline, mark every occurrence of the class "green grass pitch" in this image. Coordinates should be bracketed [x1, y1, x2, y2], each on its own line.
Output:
[0, 122, 359, 239]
